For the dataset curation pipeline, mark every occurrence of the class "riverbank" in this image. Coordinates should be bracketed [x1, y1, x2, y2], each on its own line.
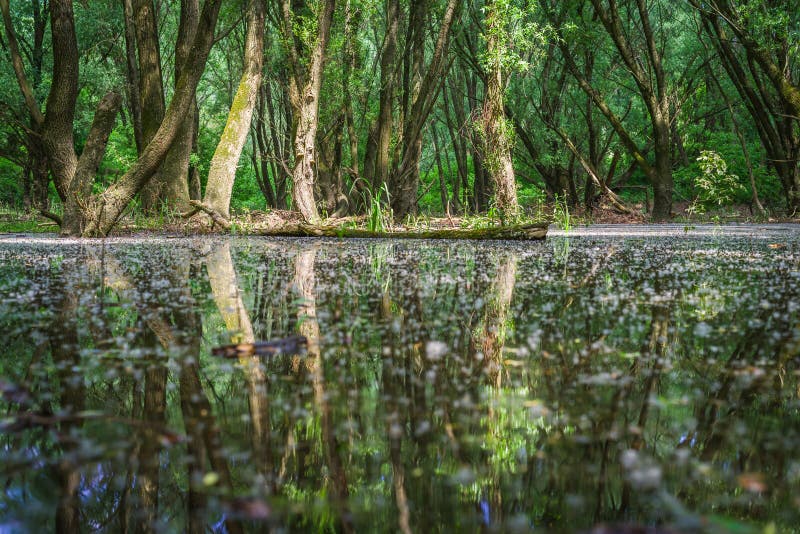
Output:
[1, 202, 797, 236]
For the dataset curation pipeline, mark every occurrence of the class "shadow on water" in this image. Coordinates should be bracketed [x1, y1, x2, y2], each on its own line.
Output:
[0, 230, 799, 532]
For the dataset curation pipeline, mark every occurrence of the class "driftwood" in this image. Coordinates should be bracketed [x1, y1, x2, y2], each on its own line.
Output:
[212, 335, 308, 358]
[256, 222, 548, 240]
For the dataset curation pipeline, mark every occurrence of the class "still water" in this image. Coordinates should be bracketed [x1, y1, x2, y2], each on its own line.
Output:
[1, 226, 799, 532]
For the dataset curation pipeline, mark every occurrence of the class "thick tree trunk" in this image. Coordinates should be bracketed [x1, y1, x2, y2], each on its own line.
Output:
[159, 0, 200, 212]
[201, 0, 265, 219]
[133, 0, 167, 212]
[75, 0, 223, 236]
[42, 0, 79, 198]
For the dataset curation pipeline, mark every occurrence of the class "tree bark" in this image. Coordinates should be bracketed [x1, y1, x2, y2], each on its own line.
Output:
[41, 0, 79, 199]
[371, 0, 399, 192]
[480, 0, 518, 220]
[121, 0, 144, 153]
[281, 0, 337, 223]
[201, 0, 266, 219]
[133, 0, 168, 212]
[159, 0, 200, 211]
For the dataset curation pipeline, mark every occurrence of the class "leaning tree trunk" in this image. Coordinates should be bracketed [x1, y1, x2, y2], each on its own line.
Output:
[200, 0, 265, 220]
[480, 0, 518, 220]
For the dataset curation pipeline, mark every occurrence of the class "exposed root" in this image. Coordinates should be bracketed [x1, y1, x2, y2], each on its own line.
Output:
[39, 210, 63, 226]
[187, 200, 231, 231]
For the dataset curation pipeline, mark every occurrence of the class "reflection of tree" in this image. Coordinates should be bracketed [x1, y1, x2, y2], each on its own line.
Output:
[475, 252, 518, 388]
[291, 246, 352, 532]
[48, 276, 84, 534]
[205, 241, 271, 484]
[101, 246, 243, 533]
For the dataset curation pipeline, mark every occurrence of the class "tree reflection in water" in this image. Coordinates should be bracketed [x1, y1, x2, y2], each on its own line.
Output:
[0, 235, 798, 532]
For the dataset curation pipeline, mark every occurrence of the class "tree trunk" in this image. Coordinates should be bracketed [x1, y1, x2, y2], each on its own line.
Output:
[651, 107, 673, 221]
[201, 0, 266, 219]
[133, 0, 167, 212]
[480, 0, 518, 220]
[159, 0, 200, 212]
[468, 73, 492, 212]
[121, 0, 144, 153]
[41, 0, 79, 198]
[371, 0, 399, 192]
[282, 0, 336, 223]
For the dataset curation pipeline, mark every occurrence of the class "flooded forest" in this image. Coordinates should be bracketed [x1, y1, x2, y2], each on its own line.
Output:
[1, 229, 799, 532]
[1, 0, 800, 533]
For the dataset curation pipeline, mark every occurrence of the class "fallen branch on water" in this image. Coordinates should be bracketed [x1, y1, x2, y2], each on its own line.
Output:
[257, 222, 548, 240]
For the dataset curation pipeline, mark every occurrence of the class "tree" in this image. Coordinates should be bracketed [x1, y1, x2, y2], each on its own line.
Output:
[200, 0, 266, 220]
[561, 0, 676, 221]
[278, 0, 337, 223]
[2, 0, 223, 236]
[388, 0, 461, 219]
[480, 0, 520, 220]
[690, 0, 800, 214]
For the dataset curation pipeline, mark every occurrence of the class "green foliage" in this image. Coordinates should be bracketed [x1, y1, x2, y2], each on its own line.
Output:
[481, 0, 549, 74]
[231, 167, 266, 213]
[0, 0, 796, 226]
[366, 183, 392, 232]
[552, 194, 572, 232]
[687, 151, 745, 215]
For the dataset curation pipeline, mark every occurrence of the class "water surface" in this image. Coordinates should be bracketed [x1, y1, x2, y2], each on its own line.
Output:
[1, 226, 799, 532]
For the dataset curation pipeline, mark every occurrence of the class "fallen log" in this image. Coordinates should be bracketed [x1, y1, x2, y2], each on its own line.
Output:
[212, 335, 308, 358]
[256, 222, 548, 240]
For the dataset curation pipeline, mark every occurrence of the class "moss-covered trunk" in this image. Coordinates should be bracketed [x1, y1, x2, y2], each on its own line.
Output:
[201, 0, 265, 220]
[481, 0, 518, 220]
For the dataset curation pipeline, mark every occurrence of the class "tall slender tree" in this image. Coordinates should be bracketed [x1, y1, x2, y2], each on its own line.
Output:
[200, 0, 266, 220]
